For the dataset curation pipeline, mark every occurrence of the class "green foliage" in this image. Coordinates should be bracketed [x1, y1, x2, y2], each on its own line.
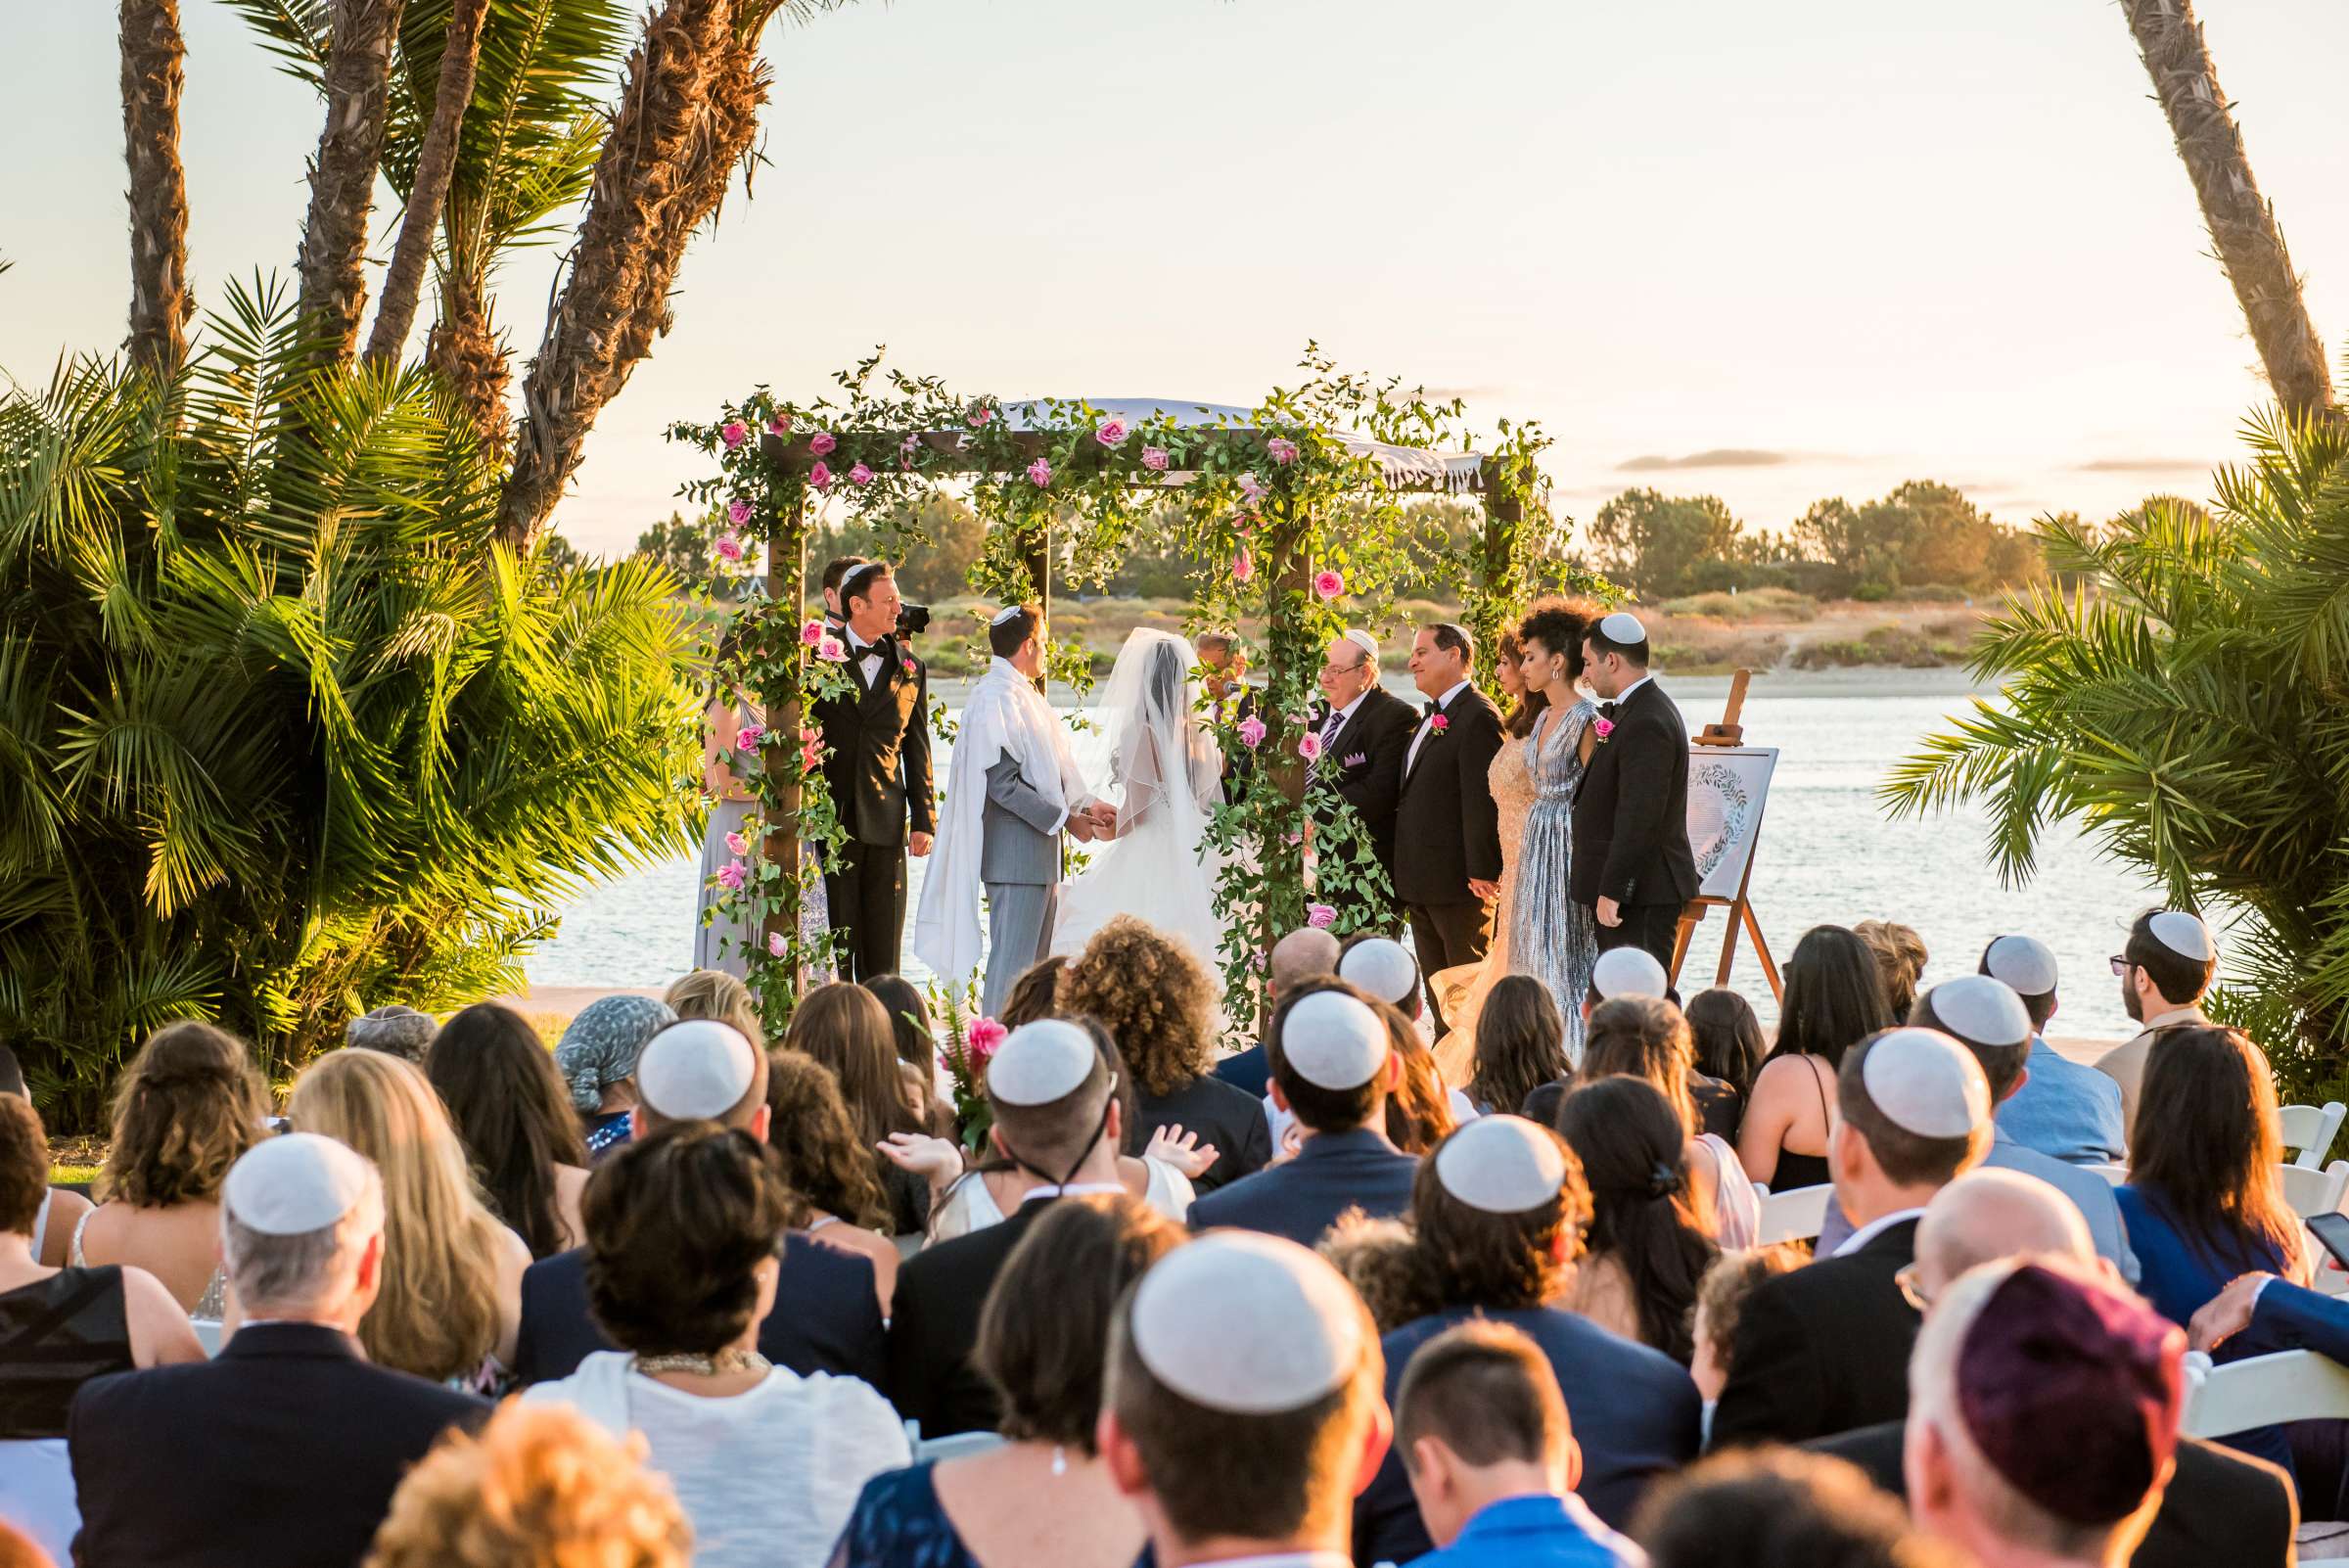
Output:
[1884, 408, 2349, 1075]
[1794, 482, 2044, 598]
[1589, 488, 1749, 600]
[633, 507, 728, 598]
[0, 280, 702, 1121]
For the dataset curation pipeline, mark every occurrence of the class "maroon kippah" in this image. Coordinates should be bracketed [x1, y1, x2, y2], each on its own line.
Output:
[1956, 1264, 2184, 1525]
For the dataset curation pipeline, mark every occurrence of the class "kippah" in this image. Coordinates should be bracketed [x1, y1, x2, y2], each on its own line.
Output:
[637, 1020, 757, 1120]
[224, 1132, 373, 1236]
[990, 604, 1027, 626]
[988, 1020, 1097, 1107]
[1982, 935, 2058, 996]
[1336, 938, 1418, 1007]
[1860, 1028, 1991, 1138]
[1598, 611, 1647, 643]
[1957, 1264, 2183, 1525]
[1435, 1115, 1569, 1214]
[1916, 976, 2033, 1051]
[2148, 910, 2215, 963]
[1128, 1232, 1365, 1414]
[1280, 991, 1389, 1090]
[1591, 945, 1669, 999]
[1341, 628, 1378, 660]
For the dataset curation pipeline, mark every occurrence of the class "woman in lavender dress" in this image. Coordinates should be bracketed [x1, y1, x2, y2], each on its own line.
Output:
[1507, 600, 1604, 1063]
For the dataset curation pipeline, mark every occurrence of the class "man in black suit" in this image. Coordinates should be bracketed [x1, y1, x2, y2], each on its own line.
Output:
[1197, 630, 1259, 805]
[1569, 612, 1697, 970]
[1393, 623, 1504, 1023]
[1711, 1027, 1993, 1448]
[69, 1133, 487, 1568]
[812, 561, 935, 979]
[820, 553, 867, 630]
[1306, 628, 1415, 931]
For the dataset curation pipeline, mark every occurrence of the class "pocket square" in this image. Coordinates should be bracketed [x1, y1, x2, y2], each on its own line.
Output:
[1343, 752, 1367, 767]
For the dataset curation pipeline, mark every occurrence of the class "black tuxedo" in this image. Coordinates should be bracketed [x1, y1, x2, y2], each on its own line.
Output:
[1393, 682, 1505, 1021]
[811, 629, 935, 979]
[68, 1322, 488, 1568]
[888, 1198, 1047, 1437]
[512, 1230, 889, 1396]
[1808, 1423, 2296, 1568]
[1569, 675, 1697, 968]
[1710, 1216, 1920, 1448]
[1216, 684, 1261, 803]
[1308, 685, 1416, 927]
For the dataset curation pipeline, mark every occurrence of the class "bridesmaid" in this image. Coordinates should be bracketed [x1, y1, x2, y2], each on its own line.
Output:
[1507, 598, 1605, 1062]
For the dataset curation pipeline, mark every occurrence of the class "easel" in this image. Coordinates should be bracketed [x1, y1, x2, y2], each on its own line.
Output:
[1668, 669, 1784, 1002]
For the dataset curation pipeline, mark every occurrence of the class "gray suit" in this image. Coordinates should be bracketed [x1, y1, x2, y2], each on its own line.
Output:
[981, 751, 1067, 1018]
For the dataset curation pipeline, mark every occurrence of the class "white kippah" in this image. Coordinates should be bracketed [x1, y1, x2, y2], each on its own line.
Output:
[1337, 938, 1418, 1007]
[1598, 611, 1647, 644]
[637, 1020, 758, 1120]
[1861, 1028, 1991, 1138]
[988, 1020, 1098, 1107]
[1918, 976, 2033, 1051]
[1982, 935, 2059, 996]
[1128, 1231, 1364, 1413]
[1591, 945, 1670, 999]
[224, 1132, 373, 1236]
[1280, 990, 1390, 1090]
[2149, 910, 2215, 963]
[990, 604, 1027, 626]
[1435, 1115, 1569, 1214]
[1341, 628, 1378, 660]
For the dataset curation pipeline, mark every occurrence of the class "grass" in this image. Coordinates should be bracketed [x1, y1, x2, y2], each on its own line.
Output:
[1658, 588, 1821, 623]
[1790, 623, 1970, 670]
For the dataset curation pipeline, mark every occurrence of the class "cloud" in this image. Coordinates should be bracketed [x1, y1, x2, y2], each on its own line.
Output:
[1617, 448, 1792, 472]
[2072, 456, 2213, 475]
[1420, 383, 1510, 402]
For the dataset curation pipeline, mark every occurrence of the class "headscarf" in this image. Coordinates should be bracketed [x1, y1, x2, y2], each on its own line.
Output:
[554, 995, 677, 1114]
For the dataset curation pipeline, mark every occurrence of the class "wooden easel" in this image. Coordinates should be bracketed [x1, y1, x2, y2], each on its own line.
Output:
[1668, 669, 1784, 1001]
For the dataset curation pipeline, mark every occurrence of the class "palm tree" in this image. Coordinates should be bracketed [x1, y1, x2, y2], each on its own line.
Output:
[2120, 0, 2333, 420]
[295, 0, 410, 364]
[365, 0, 488, 366]
[117, 0, 193, 375]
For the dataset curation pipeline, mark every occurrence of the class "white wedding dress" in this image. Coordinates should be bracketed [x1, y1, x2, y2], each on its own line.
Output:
[1051, 630, 1227, 971]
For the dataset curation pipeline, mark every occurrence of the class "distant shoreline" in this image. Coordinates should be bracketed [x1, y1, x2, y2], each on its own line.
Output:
[935, 663, 2001, 708]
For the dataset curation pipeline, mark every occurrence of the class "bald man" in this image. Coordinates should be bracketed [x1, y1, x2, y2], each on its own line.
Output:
[1911, 1168, 2096, 1309]
[1215, 927, 1343, 1100]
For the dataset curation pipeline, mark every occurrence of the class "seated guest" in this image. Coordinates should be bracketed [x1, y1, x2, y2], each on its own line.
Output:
[1852, 918, 1927, 1022]
[1980, 934, 2127, 1165]
[523, 1123, 908, 1568]
[1635, 1449, 1968, 1568]
[0, 1095, 202, 1563]
[1058, 917, 1268, 1193]
[0, 1047, 88, 1269]
[1384, 1006, 1464, 1155]
[69, 1134, 488, 1568]
[1186, 982, 1421, 1246]
[345, 1004, 437, 1064]
[832, 1195, 1184, 1567]
[891, 1020, 1127, 1438]
[426, 1002, 592, 1259]
[666, 967, 762, 1036]
[512, 1020, 888, 1395]
[363, 1402, 691, 1568]
[791, 982, 939, 1234]
[2095, 908, 2220, 1130]
[863, 973, 952, 1132]
[762, 1050, 900, 1316]
[1341, 933, 1426, 1023]
[1682, 988, 1765, 1139]
[997, 955, 1069, 1029]
[1216, 926, 1340, 1096]
[555, 994, 676, 1163]
[1393, 1320, 1642, 1567]
[1098, 1232, 1390, 1568]
[287, 1048, 532, 1387]
[1710, 1027, 1991, 1448]
[1688, 1245, 1802, 1444]
[1580, 961, 1737, 1150]
[1344, 938, 1482, 1132]
[1565, 997, 1759, 1249]
[1352, 1116, 1700, 1557]
[1554, 1076, 1718, 1362]
[1465, 975, 1571, 1120]
[1735, 924, 1892, 1189]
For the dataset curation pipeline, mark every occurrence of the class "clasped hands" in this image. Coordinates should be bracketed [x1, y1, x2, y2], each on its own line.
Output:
[1066, 802, 1120, 843]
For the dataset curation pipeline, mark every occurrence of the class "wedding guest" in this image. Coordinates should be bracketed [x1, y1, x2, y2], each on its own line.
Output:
[286, 1048, 531, 1387]
[666, 967, 763, 1041]
[70, 1021, 268, 1322]
[555, 993, 676, 1163]
[1394, 1320, 1642, 1568]
[0, 1048, 86, 1269]
[997, 955, 1068, 1029]
[821, 554, 869, 628]
[1555, 1076, 1718, 1363]
[0, 1094, 203, 1563]
[864, 973, 950, 1126]
[512, 1020, 889, 1396]
[1688, 1246, 1803, 1438]
[1465, 974, 1571, 1120]
[345, 1004, 437, 1063]
[831, 1195, 1183, 1568]
[1098, 1233, 1390, 1568]
[1216, 926, 1339, 1098]
[1853, 918, 1928, 1022]
[1573, 996, 1760, 1249]
[0, 1524, 48, 1568]
[69, 1134, 488, 1568]
[1635, 1450, 1966, 1568]
[1586, 944, 1670, 1006]
[1709, 1028, 1992, 1449]
[1394, 622, 1506, 1027]
[1512, 598, 1605, 1059]
[1381, 998, 1463, 1155]
[1735, 924, 1893, 1189]
[426, 1002, 591, 1260]
[522, 1124, 908, 1568]
[363, 1402, 691, 1568]
[762, 1050, 899, 1316]
[2096, 909, 2221, 1130]
[1307, 628, 1416, 928]
[1340, 932, 1427, 1023]
[788, 982, 934, 1233]
[1351, 1115, 1699, 1558]
[1683, 987, 1765, 1134]
[1197, 629, 1258, 805]
[1058, 917, 1267, 1193]
[1979, 934, 2127, 1165]
[1186, 983, 1420, 1246]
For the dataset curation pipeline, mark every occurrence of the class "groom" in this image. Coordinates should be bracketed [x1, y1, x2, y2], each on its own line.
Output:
[1570, 611, 1698, 971]
[812, 561, 934, 980]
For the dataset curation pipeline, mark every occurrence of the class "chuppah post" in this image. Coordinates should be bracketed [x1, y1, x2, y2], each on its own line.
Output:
[1261, 492, 1312, 959]
[760, 494, 806, 965]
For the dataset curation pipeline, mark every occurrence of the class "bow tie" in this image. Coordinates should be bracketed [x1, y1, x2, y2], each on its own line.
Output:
[1598, 701, 1619, 718]
[1423, 700, 1443, 719]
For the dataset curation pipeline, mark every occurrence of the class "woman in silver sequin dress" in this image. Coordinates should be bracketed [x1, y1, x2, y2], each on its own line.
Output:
[1507, 600, 1604, 1062]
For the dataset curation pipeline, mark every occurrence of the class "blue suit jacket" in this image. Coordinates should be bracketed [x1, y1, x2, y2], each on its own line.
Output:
[1356, 1307, 1700, 1564]
[1812, 1133, 2139, 1281]
[1213, 1041, 1272, 1100]
[2248, 1276, 2349, 1362]
[1404, 1493, 1640, 1568]
[1185, 1126, 1419, 1247]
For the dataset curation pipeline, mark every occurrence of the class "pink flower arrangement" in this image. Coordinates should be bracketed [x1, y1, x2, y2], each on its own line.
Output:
[714, 533, 744, 563]
[766, 412, 793, 436]
[725, 830, 749, 855]
[817, 634, 847, 663]
[716, 861, 746, 891]
[1307, 902, 1336, 930]
[1239, 475, 1267, 504]
[768, 931, 788, 958]
[810, 461, 833, 490]
[901, 434, 921, 454]
[799, 725, 823, 768]
[1095, 418, 1130, 447]
[1267, 436, 1300, 466]
[727, 498, 753, 527]
[801, 619, 824, 646]
[1141, 445, 1171, 472]
[1297, 731, 1324, 762]
[968, 403, 994, 428]
[809, 431, 838, 456]
[1591, 716, 1615, 743]
[1238, 715, 1267, 749]
[967, 1017, 1009, 1060]
[737, 722, 766, 748]
[1027, 457, 1052, 488]
[849, 462, 875, 486]
[1430, 714, 1450, 734]
[901, 657, 916, 675]
[720, 420, 748, 450]
[1313, 569, 1345, 601]
[1232, 547, 1255, 583]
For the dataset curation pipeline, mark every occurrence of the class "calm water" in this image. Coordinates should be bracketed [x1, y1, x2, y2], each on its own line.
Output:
[526, 672, 2163, 1041]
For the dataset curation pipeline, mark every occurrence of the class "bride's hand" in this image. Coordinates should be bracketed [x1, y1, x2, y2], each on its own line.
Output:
[1144, 1123, 1220, 1179]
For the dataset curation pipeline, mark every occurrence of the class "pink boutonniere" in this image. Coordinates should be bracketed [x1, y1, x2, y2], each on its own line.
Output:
[1430, 714, 1450, 734]
[900, 657, 916, 676]
[1591, 716, 1615, 743]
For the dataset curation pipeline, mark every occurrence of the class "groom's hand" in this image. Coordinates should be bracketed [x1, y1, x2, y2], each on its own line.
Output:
[1067, 814, 1095, 843]
[1595, 896, 1623, 928]
[1468, 879, 1500, 901]
[908, 831, 933, 856]
[1086, 803, 1119, 838]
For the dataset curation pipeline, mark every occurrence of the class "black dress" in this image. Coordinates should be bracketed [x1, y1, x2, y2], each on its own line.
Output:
[0, 1266, 134, 1439]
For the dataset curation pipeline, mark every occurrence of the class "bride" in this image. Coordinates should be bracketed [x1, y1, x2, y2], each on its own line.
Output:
[1052, 629, 1226, 967]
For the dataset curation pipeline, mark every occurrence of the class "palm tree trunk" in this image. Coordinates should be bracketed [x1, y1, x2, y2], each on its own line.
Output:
[365, 0, 488, 367]
[118, 0, 193, 377]
[426, 268, 512, 459]
[295, 0, 409, 367]
[2121, 0, 2334, 420]
[495, 0, 774, 548]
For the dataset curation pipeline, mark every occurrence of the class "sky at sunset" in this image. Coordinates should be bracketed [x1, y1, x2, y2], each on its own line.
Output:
[8, 0, 2349, 558]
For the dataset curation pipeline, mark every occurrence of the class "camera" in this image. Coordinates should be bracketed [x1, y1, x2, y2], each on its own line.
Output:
[896, 601, 931, 638]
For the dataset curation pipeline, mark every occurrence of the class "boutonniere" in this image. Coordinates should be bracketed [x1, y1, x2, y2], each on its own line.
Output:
[900, 656, 917, 677]
[1429, 714, 1450, 734]
[1591, 717, 1615, 744]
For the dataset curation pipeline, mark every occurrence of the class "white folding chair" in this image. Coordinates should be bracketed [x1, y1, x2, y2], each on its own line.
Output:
[192, 1318, 222, 1358]
[2183, 1348, 2349, 1438]
[2085, 1161, 2131, 1186]
[2278, 1159, 2349, 1219]
[1754, 1183, 1833, 1246]
[908, 1426, 1005, 1464]
[2281, 1102, 2349, 1170]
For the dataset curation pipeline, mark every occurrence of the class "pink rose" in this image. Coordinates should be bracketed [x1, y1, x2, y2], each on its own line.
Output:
[1095, 418, 1130, 447]
[736, 722, 766, 748]
[727, 498, 753, 527]
[1297, 731, 1324, 762]
[1141, 445, 1170, 472]
[1238, 715, 1267, 749]
[809, 461, 833, 489]
[817, 634, 847, 663]
[802, 740, 823, 769]
[809, 431, 838, 456]
[968, 1017, 1009, 1060]
[799, 725, 822, 745]
[1267, 436, 1300, 466]
[766, 412, 793, 436]
[1240, 475, 1266, 504]
[725, 830, 749, 855]
[1027, 456, 1052, 488]
[1307, 902, 1336, 930]
[716, 860, 746, 891]
[901, 657, 917, 675]
[1430, 714, 1450, 734]
[1592, 716, 1615, 742]
[801, 619, 824, 646]
[768, 930, 788, 957]
[968, 404, 994, 428]
[720, 420, 748, 450]
[714, 533, 744, 563]
[1313, 569, 1344, 601]
[1232, 547, 1255, 583]
[901, 434, 921, 453]
[849, 462, 875, 486]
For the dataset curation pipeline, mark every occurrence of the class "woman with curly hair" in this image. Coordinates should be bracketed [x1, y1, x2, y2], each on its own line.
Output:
[1055, 916, 1269, 1193]
[1555, 1075, 1719, 1362]
[1380, 1002, 1460, 1156]
[761, 1050, 899, 1315]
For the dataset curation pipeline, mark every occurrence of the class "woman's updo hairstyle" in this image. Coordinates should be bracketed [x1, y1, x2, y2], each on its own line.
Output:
[1515, 597, 1603, 683]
